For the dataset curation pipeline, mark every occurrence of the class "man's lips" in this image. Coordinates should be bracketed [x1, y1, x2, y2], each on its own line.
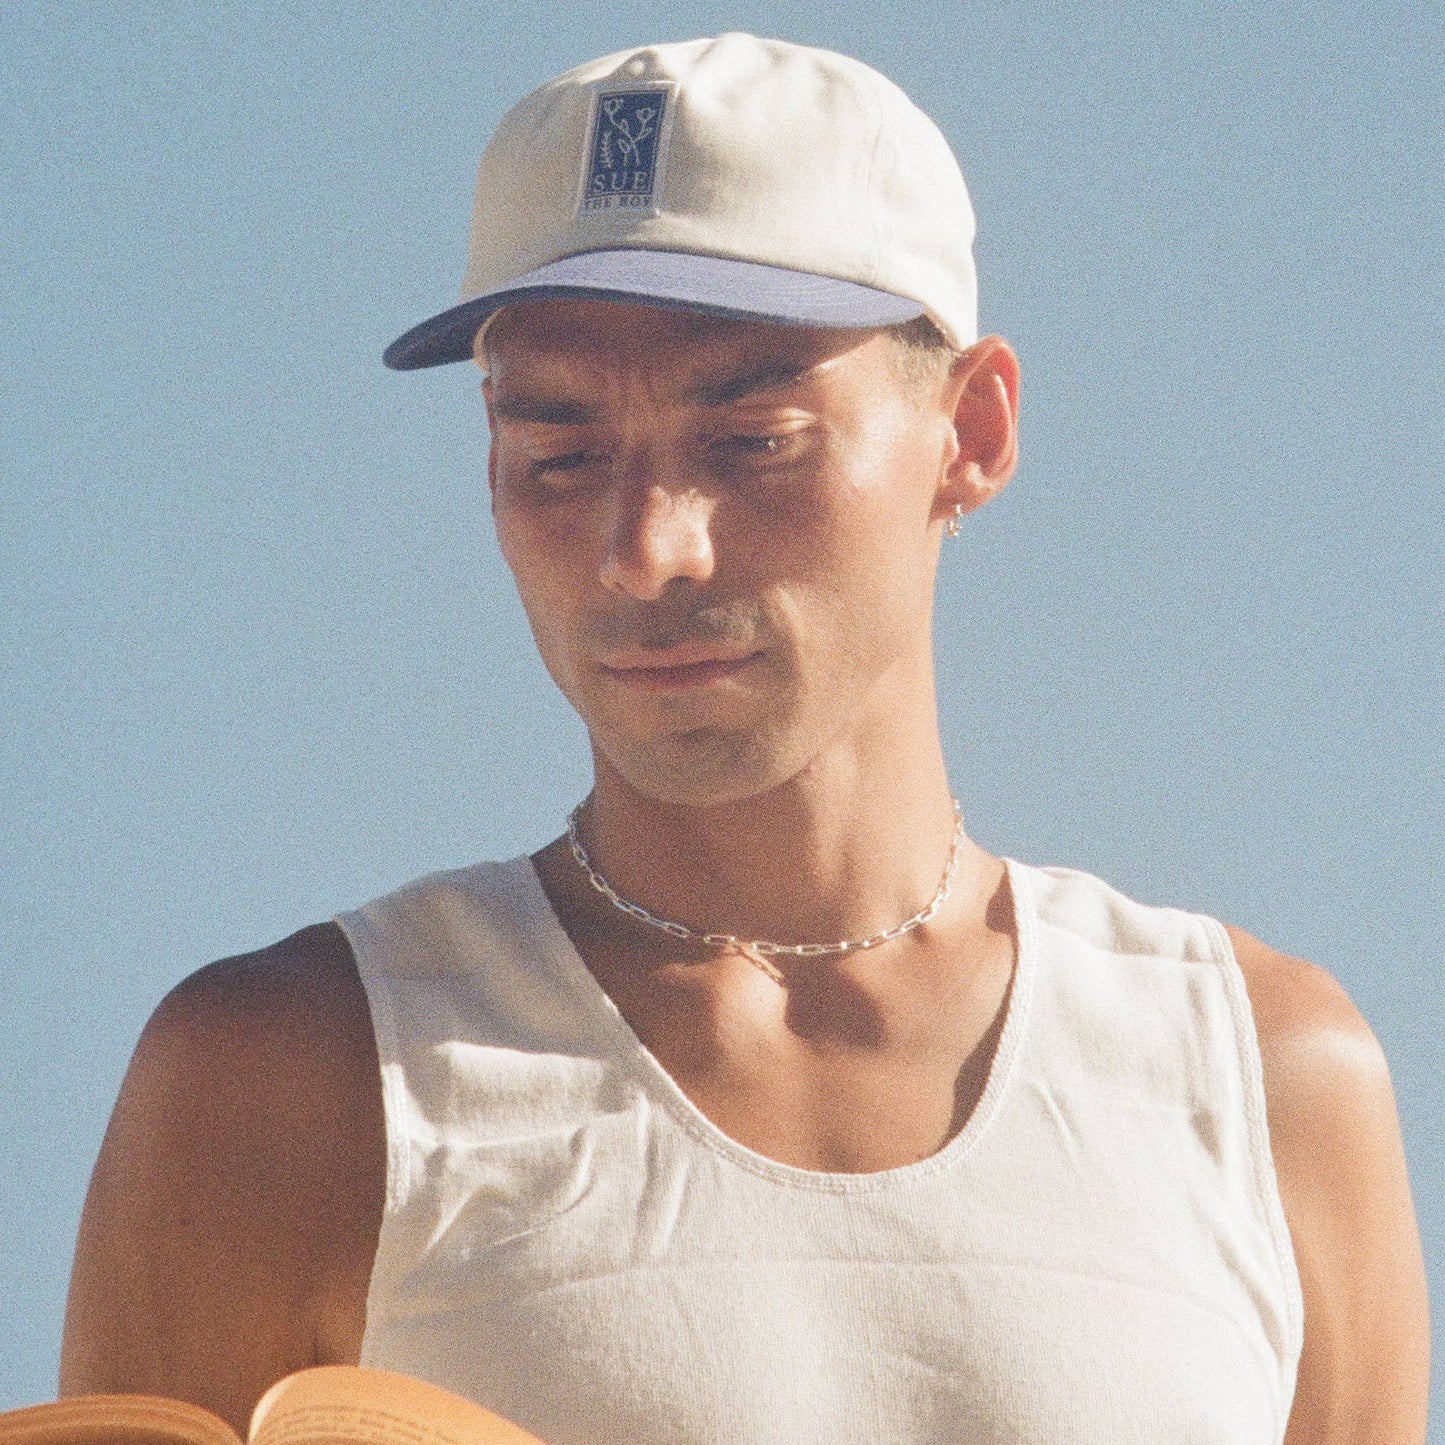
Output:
[598, 643, 764, 690]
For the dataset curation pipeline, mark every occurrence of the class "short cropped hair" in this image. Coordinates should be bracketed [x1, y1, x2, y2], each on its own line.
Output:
[886, 315, 964, 392]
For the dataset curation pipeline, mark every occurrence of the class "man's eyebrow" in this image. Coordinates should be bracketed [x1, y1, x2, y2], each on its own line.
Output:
[489, 395, 597, 425]
[488, 360, 820, 420]
[687, 361, 819, 407]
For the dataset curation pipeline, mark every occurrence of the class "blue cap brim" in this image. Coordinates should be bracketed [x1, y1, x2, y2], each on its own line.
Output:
[382, 248, 926, 370]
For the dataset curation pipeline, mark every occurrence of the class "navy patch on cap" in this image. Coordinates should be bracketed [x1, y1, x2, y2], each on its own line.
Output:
[581, 86, 671, 216]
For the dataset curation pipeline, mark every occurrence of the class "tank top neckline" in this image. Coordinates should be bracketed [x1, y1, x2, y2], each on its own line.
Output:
[506, 852, 1040, 1193]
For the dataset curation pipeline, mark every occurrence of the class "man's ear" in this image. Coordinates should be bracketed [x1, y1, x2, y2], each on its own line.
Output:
[935, 336, 1019, 522]
[481, 377, 498, 496]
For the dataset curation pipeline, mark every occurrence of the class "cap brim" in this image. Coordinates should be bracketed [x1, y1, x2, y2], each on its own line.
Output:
[382, 248, 926, 370]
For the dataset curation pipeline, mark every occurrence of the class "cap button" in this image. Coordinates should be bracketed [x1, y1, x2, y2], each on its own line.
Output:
[625, 56, 646, 76]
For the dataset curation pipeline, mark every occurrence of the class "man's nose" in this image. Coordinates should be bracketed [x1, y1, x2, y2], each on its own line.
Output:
[599, 477, 716, 601]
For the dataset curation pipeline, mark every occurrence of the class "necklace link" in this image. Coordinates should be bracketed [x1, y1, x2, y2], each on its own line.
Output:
[566, 798, 965, 959]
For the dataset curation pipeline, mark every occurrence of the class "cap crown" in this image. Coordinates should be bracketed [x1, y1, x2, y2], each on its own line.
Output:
[463, 34, 978, 348]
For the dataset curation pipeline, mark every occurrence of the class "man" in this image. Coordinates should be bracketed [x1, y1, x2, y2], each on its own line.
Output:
[60, 33, 1427, 1445]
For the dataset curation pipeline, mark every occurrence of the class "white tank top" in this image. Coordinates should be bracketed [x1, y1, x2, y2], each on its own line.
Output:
[337, 856, 1302, 1445]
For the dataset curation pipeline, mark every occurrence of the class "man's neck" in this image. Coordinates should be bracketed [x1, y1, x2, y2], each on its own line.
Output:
[575, 727, 967, 954]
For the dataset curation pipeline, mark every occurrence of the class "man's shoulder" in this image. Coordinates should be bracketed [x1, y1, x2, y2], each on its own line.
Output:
[1027, 861, 1397, 1166]
[118, 922, 385, 1243]
[150, 920, 362, 1028]
[1223, 925, 1429, 1440]
[113, 920, 383, 1229]
[1223, 923, 1398, 1209]
[1222, 922, 1405, 1234]
[62, 923, 384, 1412]
[1223, 923, 1390, 1108]
[137, 922, 373, 1109]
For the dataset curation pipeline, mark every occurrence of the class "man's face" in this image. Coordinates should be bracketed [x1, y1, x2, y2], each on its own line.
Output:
[483, 299, 959, 808]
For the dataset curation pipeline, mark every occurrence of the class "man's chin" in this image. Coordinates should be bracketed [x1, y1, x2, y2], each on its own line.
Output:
[591, 724, 804, 811]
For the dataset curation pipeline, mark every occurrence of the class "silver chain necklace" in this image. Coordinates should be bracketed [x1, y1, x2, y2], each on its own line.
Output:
[565, 797, 965, 959]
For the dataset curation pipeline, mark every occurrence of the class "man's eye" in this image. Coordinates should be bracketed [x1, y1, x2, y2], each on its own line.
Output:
[715, 434, 792, 460]
[531, 451, 598, 477]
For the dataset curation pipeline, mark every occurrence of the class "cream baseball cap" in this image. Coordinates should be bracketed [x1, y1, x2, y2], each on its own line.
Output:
[383, 33, 977, 370]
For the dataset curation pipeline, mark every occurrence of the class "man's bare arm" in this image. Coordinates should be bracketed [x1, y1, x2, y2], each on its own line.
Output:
[1231, 926, 1430, 1445]
[59, 923, 385, 1437]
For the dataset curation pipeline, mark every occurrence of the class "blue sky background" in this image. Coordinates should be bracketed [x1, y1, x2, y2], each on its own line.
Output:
[3, 0, 1440, 1427]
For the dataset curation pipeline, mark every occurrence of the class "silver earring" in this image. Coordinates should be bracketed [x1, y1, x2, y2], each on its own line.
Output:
[945, 505, 963, 539]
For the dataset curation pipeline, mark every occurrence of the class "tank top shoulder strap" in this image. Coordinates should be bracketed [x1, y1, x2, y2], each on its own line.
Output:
[1009, 860, 1305, 1379]
[336, 856, 624, 1210]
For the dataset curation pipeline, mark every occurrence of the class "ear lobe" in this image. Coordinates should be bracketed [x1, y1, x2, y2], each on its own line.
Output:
[937, 336, 1019, 520]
